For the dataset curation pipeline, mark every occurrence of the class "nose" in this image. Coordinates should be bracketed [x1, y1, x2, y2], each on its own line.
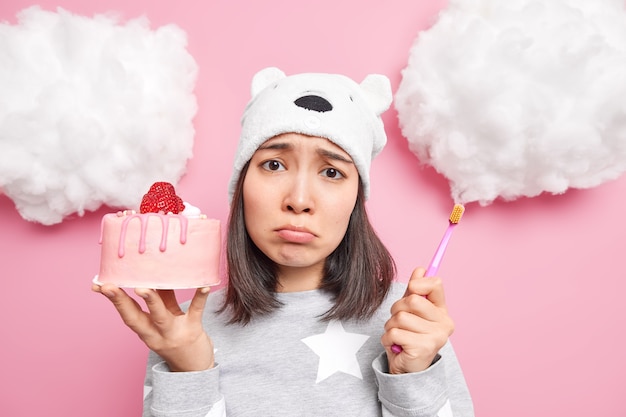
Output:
[283, 173, 314, 214]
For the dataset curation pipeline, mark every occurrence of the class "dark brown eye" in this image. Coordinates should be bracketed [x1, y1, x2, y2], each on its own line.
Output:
[322, 168, 343, 179]
[269, 161, 280, 170]
[262, 160, 284, 171]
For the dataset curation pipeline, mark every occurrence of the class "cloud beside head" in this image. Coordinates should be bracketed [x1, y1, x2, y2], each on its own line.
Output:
[0, 6, 198, 224]
[395, 0, 626, 205]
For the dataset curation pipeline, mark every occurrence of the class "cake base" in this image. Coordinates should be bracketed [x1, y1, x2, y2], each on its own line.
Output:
[92, 274, 220, 290]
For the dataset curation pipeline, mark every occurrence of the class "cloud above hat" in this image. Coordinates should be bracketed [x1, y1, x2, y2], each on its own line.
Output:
[396, 0, 626, 205]
[0, 7, 198, 225]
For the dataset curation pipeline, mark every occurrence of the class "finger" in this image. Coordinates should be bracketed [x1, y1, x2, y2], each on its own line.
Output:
[134, 288, 172, 326]
[156, 289, 184, 315]
[390, 293, 442, 322]
[382, 328, 434, 358]
[382, 318, 453, 354]
[382, 328, 445, 368]
[421, 276, 447, 308]
[93, 282, 122, 298]
[404, 275, 447, 308]
[402, 267, 426, 297]
[385, 310, 438, 335]
[187, 287, 211, 321]
[99, 285, 154, 331]
[382, 328, 417, 351]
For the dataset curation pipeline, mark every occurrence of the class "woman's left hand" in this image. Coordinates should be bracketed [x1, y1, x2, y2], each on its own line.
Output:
[381, 267, 455, 374]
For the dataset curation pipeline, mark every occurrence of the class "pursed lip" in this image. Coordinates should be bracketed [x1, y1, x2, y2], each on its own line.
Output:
[275, 225, 316, 243]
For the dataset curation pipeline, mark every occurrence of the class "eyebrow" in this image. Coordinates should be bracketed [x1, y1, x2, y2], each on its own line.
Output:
[257, 141, 354, 164]
[317, 148, 353, 164]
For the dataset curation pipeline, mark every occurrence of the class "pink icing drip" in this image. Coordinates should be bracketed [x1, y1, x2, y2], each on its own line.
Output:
[114, 213, 188, 258]
[179, 216, 188, 244]
[158, 215, 169, 252]
[98, 218, 105, 244]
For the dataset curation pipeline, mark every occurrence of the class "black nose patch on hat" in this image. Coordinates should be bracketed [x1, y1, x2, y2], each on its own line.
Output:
[294, 95, 333, 113]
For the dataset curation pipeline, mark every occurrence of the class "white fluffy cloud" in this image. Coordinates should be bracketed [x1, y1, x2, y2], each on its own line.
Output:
[0, 7, 198, 225]
[395, 0, 626, 205]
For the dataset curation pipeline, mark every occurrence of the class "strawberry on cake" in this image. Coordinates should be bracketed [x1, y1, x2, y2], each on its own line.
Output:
[95, 182, 221, 289]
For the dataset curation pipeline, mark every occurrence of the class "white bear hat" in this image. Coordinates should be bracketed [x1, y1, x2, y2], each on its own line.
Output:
[229, 67, 392, 201]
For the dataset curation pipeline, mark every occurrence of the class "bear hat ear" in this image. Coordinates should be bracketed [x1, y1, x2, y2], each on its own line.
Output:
[251, 67, 286, 97]
[359, 74, 392, 116]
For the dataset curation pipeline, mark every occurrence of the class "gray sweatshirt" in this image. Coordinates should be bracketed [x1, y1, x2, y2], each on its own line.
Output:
[143, 283, 474, 417]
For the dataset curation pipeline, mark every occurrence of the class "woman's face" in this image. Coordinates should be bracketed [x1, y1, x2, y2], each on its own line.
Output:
[243, 133, 359, 289]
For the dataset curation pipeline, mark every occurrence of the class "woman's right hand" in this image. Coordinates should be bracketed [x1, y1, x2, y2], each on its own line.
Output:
[92, 283, 214, 372]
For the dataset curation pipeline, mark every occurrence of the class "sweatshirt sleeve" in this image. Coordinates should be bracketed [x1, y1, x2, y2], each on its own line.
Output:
[142, 350, 225, 417]
[372, 342, 474, 417]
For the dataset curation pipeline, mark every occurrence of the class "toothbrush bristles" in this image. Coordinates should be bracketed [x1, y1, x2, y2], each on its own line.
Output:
[449, 204, 465, 224]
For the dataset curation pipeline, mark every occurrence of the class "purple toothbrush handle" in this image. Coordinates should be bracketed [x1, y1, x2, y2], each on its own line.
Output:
[391, 223, 457, 353]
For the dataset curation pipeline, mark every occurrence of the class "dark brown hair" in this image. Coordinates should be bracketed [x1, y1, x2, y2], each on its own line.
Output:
[219, 162, 396, 325]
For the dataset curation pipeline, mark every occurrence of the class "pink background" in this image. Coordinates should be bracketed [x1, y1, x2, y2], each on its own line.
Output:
[1, 1, 625, 416]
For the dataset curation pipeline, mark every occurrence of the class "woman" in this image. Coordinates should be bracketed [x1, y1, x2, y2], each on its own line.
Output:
[94, 67, 474, 416]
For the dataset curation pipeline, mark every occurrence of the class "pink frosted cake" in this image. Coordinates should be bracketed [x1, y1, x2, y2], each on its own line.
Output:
[95, 182, 221, 289]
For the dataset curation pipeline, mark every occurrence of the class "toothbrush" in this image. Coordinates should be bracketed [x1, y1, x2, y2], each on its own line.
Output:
[390, 203, 465, 354]
[425, 203, 465, 277]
